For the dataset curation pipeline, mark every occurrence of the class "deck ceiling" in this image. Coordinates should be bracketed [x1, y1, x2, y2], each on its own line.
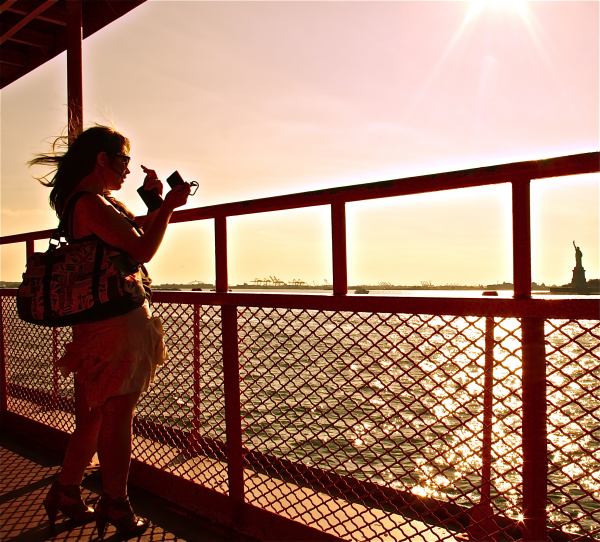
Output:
[0, 0, 146, 89]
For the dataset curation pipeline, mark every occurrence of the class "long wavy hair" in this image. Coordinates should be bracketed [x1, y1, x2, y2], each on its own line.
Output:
[30, 125, 130, 217]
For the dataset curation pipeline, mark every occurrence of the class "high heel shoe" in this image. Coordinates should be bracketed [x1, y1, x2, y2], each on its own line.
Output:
[43, 480, 95, 531]
[95, 494, 150, 540]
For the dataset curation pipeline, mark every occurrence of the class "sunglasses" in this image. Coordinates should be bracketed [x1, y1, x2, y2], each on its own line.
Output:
[114, 153, 131, 166]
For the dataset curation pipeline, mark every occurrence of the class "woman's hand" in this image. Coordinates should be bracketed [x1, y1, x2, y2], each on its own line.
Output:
[141, 165, 163, 196]
[163, 183, 191, 210]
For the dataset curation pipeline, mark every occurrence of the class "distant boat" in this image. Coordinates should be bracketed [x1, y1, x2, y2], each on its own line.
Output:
[354, 287, 369, 294]
[482, 290, 498, 296]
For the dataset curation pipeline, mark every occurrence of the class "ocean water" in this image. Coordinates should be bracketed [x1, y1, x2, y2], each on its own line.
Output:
[137, 293, 599, 536]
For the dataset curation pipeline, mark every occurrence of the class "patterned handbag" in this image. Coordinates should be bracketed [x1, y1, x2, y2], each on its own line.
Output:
[17, 193, 149, 327]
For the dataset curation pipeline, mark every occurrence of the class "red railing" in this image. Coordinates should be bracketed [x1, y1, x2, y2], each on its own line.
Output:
[1, 152, 599, 542]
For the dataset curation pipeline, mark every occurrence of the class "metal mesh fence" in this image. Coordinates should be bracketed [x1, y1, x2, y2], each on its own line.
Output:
[546, 319, 600, 540]
[134, 301, 228, 493]
[236, 308, 528, 541]
[2, 295, 75, 434]
[1, 294, 599, 541]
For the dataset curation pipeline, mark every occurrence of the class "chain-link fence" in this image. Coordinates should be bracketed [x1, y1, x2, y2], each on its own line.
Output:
[1, 292, 598, 542]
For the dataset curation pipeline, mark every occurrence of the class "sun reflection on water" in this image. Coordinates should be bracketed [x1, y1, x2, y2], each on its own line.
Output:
[231, 310, 599, 536]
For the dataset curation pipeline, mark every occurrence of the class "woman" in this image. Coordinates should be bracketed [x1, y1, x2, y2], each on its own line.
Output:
[30, 125, 190, 538]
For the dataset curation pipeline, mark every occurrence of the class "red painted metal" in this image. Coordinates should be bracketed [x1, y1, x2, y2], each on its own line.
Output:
[215, 216, 228, 293]
[465, 316, 499, 542]
[0, 297, 6, 414]
[2, 286, 600, 320]
[165, 152, 599, 224]
[25, 239, 34, 259]
[192, 304, 201, 440]
[66, 0, 83, 140]
[162, 291, 600, 319]
[51, 328, 60, 408]
[512, 180, 532, 299]
[0, 1, 148, 89]
[521, 318, 548, 542]
[482, 317, 494, 509]
[331, 201, 348, 296]
[0, 0, 58, 47]
[222, 304, 244, 516]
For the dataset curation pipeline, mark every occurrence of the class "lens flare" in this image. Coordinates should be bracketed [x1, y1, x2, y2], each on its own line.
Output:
[467, 0, 530, 22]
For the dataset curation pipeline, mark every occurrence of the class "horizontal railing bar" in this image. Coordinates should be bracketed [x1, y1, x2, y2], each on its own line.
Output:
[152, 291, 600, 319]
[1, 152, 598, 245]
[170, 152, 599, 222]
[0, 228, 56, 245]
[1, 289, 598, 319]
[134, 418, 227, 461]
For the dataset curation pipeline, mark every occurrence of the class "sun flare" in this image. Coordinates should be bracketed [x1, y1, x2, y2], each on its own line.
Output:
[467, 0, 530, 22]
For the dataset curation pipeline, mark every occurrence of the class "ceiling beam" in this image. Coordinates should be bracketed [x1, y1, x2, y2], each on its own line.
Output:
[0, 0, 20, 13]
[3, 26, 55, 50]
[0, 0, 59, 46]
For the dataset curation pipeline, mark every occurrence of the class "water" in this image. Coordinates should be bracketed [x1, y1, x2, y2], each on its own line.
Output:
[137, 292, 600, 537]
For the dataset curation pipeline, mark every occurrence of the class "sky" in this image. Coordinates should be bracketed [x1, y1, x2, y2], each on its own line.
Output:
[1, 0, 598, 287]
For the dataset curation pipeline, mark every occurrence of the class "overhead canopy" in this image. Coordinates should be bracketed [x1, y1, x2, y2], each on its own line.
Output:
[0, 0, 146, 89]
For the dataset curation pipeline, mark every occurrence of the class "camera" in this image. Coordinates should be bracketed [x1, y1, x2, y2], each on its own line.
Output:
[167, 170, 199, 195]
[138, 171, 198, 211]
[166, 170, 185, 188]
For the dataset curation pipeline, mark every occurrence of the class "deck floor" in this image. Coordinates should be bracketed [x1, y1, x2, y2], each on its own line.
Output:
[0, 431, 250, 542]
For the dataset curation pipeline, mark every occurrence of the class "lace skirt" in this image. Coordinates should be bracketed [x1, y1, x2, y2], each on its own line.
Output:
[58, 301, 168, 408]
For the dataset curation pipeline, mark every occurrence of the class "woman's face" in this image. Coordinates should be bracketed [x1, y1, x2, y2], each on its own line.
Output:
[104, 149, 130, 191]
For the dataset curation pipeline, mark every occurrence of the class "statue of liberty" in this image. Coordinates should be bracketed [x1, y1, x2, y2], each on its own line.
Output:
[571, 241, 587, 292]
[573, 241, 583, 268]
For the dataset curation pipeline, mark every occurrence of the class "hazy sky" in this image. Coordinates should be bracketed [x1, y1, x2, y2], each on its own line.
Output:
[1, 0, 598, 287]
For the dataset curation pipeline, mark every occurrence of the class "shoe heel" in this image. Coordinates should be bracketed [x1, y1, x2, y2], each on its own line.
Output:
[44, 501, 57, 532]
[95, 494, 149, 539]
[96, 518, 108, 540]
[96, 516, 108, 539]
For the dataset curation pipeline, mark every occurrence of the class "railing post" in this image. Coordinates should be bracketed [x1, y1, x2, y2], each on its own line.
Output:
[482, 317, 494, 507]
[222, 304, 244, 524]
[26, 239, 34, 258]
[215, 216, 228, 293]
[331, 200, 347, 295]
[52, 328, 60, 410]
[192, 304, 201, 444]
[465, 316, 499, 541]
[0, 295, 7, 415]
[521, 317, 547, 542]
[66, 0, 83, 140]
[214, 214, 243, 520]
[512, 180, 532, 299]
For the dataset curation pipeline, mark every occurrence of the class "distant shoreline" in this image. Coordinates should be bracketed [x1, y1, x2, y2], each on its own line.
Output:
[2, 281, 597, 294]
[150, 282, 548, 292]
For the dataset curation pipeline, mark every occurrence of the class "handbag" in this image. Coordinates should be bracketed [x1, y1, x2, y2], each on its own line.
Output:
[17, 193, 149, 327]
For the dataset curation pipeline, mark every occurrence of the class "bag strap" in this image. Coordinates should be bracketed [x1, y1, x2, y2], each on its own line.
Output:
[59, 191, 150, 286]
[60, 192, 144, 240]
[59, 192, 90, 241]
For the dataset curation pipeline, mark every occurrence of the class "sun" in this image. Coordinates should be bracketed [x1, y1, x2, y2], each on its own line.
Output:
[466, 0, 530, 22]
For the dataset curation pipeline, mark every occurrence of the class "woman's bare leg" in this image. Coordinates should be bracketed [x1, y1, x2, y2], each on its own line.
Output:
[58, 377, 101, 486]
[97, 391, 141, 498]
